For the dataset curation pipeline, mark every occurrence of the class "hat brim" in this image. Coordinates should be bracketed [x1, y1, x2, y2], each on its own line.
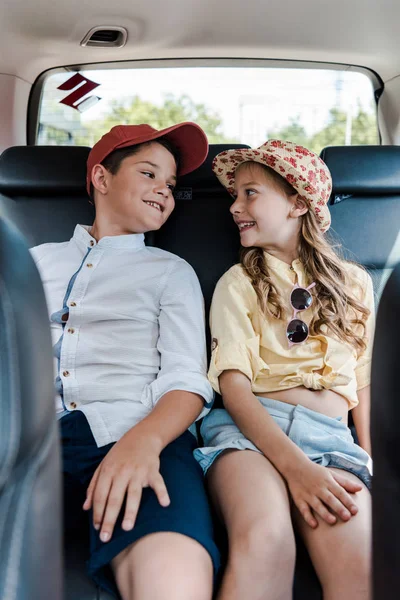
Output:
[212, 147, 331, 233]
[107, 122, 208, 177]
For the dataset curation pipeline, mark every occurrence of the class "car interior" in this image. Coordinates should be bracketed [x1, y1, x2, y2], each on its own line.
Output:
[1, 1, 400, 599]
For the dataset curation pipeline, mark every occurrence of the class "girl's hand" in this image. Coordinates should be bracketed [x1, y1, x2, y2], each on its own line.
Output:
[83, 430, 170, 543]
[286, 461, 362, 528]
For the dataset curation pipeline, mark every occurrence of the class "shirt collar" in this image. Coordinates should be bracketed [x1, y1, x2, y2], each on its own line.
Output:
[72, 224, 145, 251]
[263, 251, 304, 280]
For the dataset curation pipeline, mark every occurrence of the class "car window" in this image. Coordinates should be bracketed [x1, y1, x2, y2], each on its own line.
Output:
[34, 62, 379, 154]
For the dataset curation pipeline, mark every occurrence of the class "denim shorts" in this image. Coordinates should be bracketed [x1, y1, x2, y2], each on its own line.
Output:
[61, 410, 220, 598]
[194, 396, 372, 489]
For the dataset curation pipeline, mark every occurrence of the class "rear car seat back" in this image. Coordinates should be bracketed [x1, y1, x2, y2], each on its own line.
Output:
[371, 262, 400, 598]
[1, 142, 399, 600]
[0, 146, 94, 247]
[320, 145, 400, 300]
[0, 146, 108, 600]
[0, 217, 62, 600]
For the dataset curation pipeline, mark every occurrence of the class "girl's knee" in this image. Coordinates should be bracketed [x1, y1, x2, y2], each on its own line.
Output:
[339, 546, 371, 582]
[230, 518, 296, 572]
[322, 564, 371, 600]
[319, 540, 371, 598]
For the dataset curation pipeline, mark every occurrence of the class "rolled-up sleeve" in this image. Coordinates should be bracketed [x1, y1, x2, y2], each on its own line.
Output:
[355, 270, 376, 390]
[208, 268, 268, 394]
[141, 259, 214, 419]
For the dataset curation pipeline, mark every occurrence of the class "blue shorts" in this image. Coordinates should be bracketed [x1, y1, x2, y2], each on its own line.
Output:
[61, 410, 220, 598]
[194, 397, 372, 489]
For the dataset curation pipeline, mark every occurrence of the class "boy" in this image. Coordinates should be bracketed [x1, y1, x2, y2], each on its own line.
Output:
[31, 122, 219, 599]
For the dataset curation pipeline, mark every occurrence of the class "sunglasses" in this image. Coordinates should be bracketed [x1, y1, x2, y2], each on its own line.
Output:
[286, 282, 316, 346]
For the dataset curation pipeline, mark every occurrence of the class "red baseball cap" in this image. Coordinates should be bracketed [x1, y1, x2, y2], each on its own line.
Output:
[86, 121, 209, 195]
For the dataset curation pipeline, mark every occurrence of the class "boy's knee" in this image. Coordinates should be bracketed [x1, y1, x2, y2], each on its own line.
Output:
[114, 533, 214, 600]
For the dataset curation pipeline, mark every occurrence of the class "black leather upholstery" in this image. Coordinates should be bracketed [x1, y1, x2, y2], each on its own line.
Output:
[371, 261, 400, 598]
[0, 217, 63, 600]
[321, 146, 400, 299]
[0, 146, 90, 196]
[0, 146, 94, 247]
[0, 142, 399, 600]
[321, 145, 400, 195]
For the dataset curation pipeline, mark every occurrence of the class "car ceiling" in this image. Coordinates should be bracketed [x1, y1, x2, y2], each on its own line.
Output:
[0, 0, 399, 84]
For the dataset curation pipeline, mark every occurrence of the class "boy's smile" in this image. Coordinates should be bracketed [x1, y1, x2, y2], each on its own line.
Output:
[91, 142, 177, 237]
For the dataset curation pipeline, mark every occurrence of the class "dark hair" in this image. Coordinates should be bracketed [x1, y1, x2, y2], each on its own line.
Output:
[90, 137, 181, 202]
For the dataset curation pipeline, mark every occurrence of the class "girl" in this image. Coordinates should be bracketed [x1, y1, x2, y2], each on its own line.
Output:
[195, 140, 374, 600]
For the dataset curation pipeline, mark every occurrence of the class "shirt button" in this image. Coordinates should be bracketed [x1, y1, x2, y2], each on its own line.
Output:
[90, 240, 95, 247]
[70, 402, 77, 409]
[67, 328, 75, 334]
[63, 370, 70, 377]
[70, 301, 76, 307]
[290, 266, 294, 271]
[87, 263, 93, 268]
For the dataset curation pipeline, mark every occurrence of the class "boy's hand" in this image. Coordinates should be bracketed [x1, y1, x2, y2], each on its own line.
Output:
[286, 461, 362, 528]
[83, 429, 170, 543]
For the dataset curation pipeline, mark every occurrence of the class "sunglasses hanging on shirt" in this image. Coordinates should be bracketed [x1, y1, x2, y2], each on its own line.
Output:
[286, 282, 316, 346]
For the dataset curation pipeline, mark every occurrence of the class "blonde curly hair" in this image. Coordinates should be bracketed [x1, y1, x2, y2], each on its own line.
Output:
[239, 163, 370, 354]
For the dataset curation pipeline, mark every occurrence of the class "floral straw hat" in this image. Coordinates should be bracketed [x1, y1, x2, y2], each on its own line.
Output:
[212, 139, 333, 233]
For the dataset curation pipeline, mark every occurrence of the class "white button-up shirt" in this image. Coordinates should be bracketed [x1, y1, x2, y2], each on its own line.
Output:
[30, 225, 214, 447]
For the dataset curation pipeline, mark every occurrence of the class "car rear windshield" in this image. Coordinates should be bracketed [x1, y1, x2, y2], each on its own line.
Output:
[33, 61, 380, 154]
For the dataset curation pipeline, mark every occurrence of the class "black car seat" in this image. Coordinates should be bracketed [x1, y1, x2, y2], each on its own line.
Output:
[1, 142, 400, 599]
[0, 216, 63, 600]
[371, 261, 400, 599]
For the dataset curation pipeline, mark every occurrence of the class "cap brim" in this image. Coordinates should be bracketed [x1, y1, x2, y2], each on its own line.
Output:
[113, 122, 209, 176]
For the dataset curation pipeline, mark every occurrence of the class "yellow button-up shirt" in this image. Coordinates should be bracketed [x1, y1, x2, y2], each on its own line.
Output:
[208, 252, 375, 409]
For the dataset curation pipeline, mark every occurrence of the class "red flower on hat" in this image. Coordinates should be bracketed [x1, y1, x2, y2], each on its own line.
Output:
[311, 159, 317, 167]
[270, 140, 286, 148]
[300, 165, 306, 172]
[319, 168, 329, 184]
[286, 174, 298, 185]
[279, 166, 286, 173]
[308, 170, 317, 185]
[284, 157, 298, 168]
[295, 146, 311, 156]
[265, 157, 277, 169]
